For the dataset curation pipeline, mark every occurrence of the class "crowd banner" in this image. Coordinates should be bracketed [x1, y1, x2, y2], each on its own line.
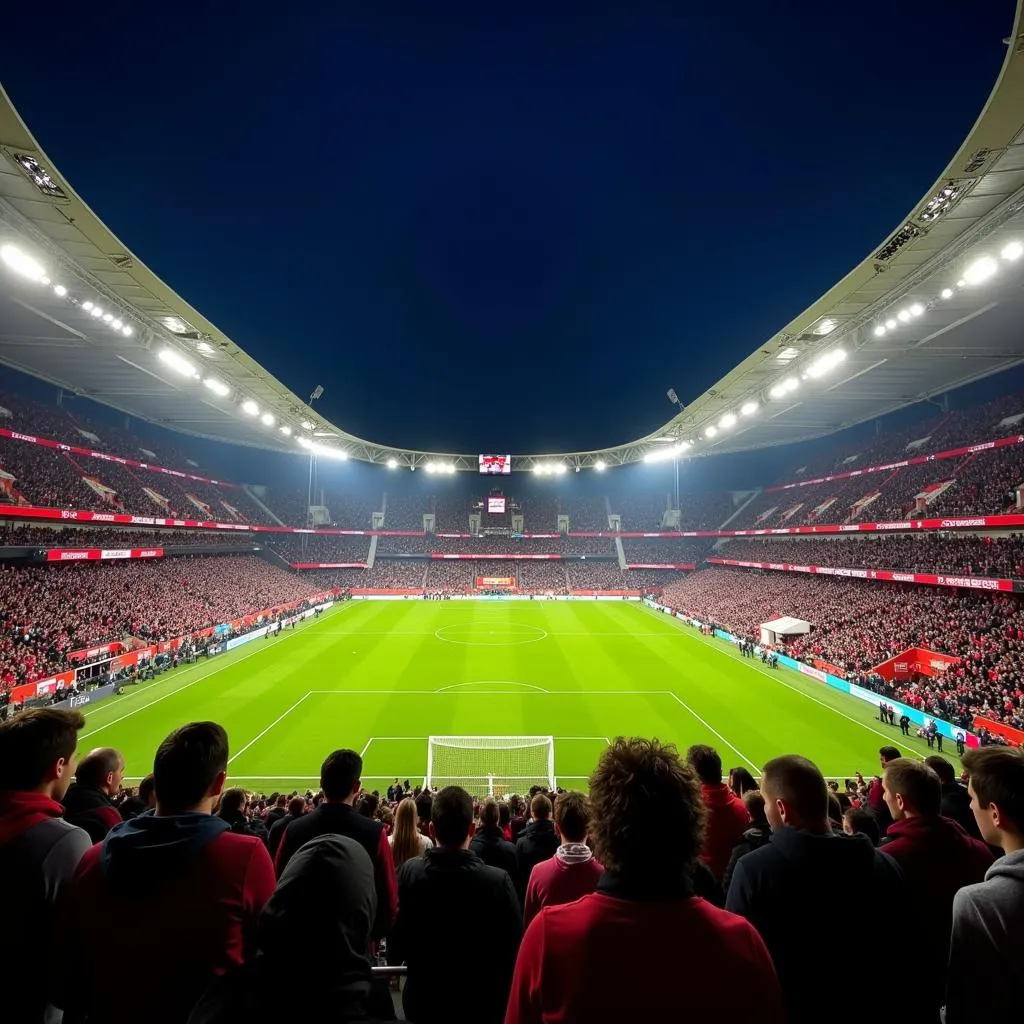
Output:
[625, 563, 695, 570]
[44, 548, 164, 562]
[290, 562, 366, 569]
[707, 557, 1020, 593]
[641, 600, 976, 746]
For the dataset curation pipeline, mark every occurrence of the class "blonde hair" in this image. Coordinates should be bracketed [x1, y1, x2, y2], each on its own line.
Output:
[391, 797, 424, 868]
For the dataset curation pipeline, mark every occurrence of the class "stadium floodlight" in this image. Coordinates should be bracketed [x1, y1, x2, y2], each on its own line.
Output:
[40, 276, 50, 285]
[260, 412, 275, 426]
[956, 278, 966, 287]
[425, 461, 437, 474]
[873, 325, 886, 337]
[885, 318, 897, 329]
[387, 457, 398, 469]
[158, 348, 197, 377]
[297, 436, 312, 449]
[704, 425, 718, 438]
[203, 377, 230, 397]
[1, 244, 46, 282]
[111, 319, 122, 330]
[90, 306, 103, 318]
[554, 463, 567, 475]
[594, 459, 606, 471]
[532, 463, 544, 474]
[963, 255, 997, 285]
[301, 420, 314, 430]
[280, 425, 292, 436]
[242, 399, 259, 416]
[740, 401, 758, 416]
[102, 312, 113, 322]
[1001, 240, 1023, 262]
[941, 288, 953, 299]
[769, 383, 787, 399]
[121, 325, 133, 337]
[53, 284, 67, 297]
[719, 412, 737, 429]
[813, 318, 837, 336]
[783, 376, 799, 392]
[82, 300, 93, 311]
[909, 303, 924, 317]
[897, 309, 911, 323]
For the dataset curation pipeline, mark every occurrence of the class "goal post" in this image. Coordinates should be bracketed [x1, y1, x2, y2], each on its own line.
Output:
[426, 735, 555, 795]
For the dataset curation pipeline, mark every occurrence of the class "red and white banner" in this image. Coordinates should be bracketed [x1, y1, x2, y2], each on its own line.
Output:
[290, 562, 367, 569]
[706, 556, 1019, 592]
[45, 547, 164, 562]
[766, 433, 1024, 492]
[626, 563, 695, 570]
[430, 552, 563, 560]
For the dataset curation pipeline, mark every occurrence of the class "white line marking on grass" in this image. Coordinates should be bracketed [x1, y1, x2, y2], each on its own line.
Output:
[360, 737, 374, 758]
[80, 602, 356, 741]
[307, 689, 664, 695]
[228, 692, 313, 765]
[664, 691, 759, 771]
[434, 681, 550, 693]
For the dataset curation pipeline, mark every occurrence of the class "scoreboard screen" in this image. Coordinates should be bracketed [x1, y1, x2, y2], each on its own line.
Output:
[487, 496, 507, 514]
[479, 454, 511, 475]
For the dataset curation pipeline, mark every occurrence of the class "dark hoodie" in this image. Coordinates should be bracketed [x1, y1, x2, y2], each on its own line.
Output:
[189, 835, 380, 1024]
[58, 810, 275, 1024]
[722, 819, 772, 896]
[62, 781, 123, 843]
[726, 827, 905, 1024]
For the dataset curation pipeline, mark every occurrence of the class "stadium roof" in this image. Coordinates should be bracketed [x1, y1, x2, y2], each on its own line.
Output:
[2, 4, 1024, 473]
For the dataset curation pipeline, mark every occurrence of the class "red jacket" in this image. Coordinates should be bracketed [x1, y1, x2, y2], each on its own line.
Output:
[59, 815, 275, 1024]
[523, 846, 604, 927]
[505, 881, 785, 1024]
[699, 783, 749, 880]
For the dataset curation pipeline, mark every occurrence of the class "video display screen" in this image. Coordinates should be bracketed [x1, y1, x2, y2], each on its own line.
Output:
[487, 496, 507, 514]
[479, 454, 511, 475]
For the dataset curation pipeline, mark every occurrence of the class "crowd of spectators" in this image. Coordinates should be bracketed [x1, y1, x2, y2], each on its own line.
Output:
[719, 534, 1024, 578]
[622, 537, 711, 563]
[565, 561, 628, 590]
[563, 496, 608, 531]
[0, 556, 332, 689]
[0, 523, 257, 551]
[611, 494, 668, 530]
[384, 494, 425, 530]
[5, 715, 1021, 1023]
[269, 535, 371, 563]
[517, 561, 569, 592]
[661, 568, 1024, 729]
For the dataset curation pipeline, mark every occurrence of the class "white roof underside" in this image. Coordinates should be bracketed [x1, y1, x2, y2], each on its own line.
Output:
[1, 3, 1024, 470]
[761, 616, 812, 635]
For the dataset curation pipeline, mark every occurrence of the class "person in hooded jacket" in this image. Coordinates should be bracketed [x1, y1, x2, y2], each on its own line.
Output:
[188, 834, 388, 1024]
[515, 793, 559, 901]
[722, 789, 772, 895]
[56, 722, 276, 1024]
[726, 755, 906, 1024]
[470, 796, 519, 882]
[924, 754, 983, 840]
[61, 746, 126, 842]
[687, 744, 748, 881]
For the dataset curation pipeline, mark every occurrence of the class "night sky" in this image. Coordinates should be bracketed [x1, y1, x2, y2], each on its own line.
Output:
[0, 3, 1014, 457]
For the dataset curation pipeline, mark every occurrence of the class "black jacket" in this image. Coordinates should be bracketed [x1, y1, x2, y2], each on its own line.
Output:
[940, 782, 982, 841]
[721, 821, 772, 896]
[469, 825, 519, 883]
[61, 783, 123, 843]
[726, 827, 905, 1024]
[515, 818, 559, 898]
[391, 848, 522, 1024]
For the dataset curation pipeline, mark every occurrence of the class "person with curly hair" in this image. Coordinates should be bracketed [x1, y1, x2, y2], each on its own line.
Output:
[504, 737, 784, 1024]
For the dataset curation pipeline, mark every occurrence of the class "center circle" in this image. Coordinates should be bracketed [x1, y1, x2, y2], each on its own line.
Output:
[434, 624, 549, 647]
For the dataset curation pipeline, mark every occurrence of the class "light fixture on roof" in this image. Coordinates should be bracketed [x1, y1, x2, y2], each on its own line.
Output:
[873, 325, 886, 337]
[196, 341, 215, 356]
[297, 436, 312, 449]
[769, 383, 787, 399]
[158, 348, 197, 377]
[53, 284, 67, 297]
[90, 306, 103, 318]
[740, 401, 759, 416]
[111, 319, 122, 330]
[775, 346, 799, 363]
[203, 377, 231, 397]
[387, 457, 398, 469]
[162, 316, 189, 334]
[909, 303, 924, 317]
[242, 399, 259, 416]
[783, 376, 799, 392]
[1, 244, 46, 282]
[121, 325, 133, 337]
[813, 318, 837, 336]
[897, 309, 911, 323]
[82, 300, 94, 311]
[40, 276, 50, 285]
[261, 412, 275, 426]
[941, 288, 954, 299]
[963, 255, 998, 286]
[1001, 240, 1023, 262]
[102, 312, 113, 323]
[594, 459, 606, 472]
[301, 420, 314, 430]
[719, 412, 737, 429]
[957, 278, 966, 288]
[280, 425, 292, 436]
[885, 318, 897, 330]
[704, 425, 718, 438]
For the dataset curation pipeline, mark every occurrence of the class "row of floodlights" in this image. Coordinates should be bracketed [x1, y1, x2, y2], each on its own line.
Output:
[872, 243, 1022, 339]
[1, 244, 133, 337]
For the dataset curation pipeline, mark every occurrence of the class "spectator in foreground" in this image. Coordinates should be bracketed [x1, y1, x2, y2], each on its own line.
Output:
[687, 744, 748, 880]
[505, 738, 785, 1024]
[470, 795, 518, 879]
[0, 708, 92, 1024]
[867, 745, 901, 836]
[515, 792, 560, 899]
[842, 806, 880, 846]
[880, 757, 992, 1012]
[925, 754, 982, 840]
[944, 746, 1024, 1022]
[726, 755, 904, 1024]
[62, 746, 126, 842]
[57, 722, 276, 1024]
[391, 785, 522, 1024]
[217, 788, 268, 843]
[391, 795, 432, 868]
[274, 748, 397, 940]
[119, 772, 156, 818]
[722, 789, 772, 893]
[524, 791, 603, 927]
[189, 835, 385, 1024]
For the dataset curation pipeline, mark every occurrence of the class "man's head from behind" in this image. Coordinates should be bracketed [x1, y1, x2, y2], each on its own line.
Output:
[0, 707, 85, 800]
[75, 747, 125, 796]
[531, 793, 552, 822]
[320, 749, 362, 804]
[430, 786, 475, 849]
[554, 791, 590, 844]
[963, 746, 1024, 849]
[761, 755, 829, 833]
[883, 758, 941, 822]
[589, 737, 705, 876]
[479, 797, 501, 830]
[879, 745, 902, 770]
[153, 721, 229, 815]
[686, 744, 723, 786]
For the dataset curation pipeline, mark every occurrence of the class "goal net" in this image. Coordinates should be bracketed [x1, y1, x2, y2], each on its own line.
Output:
[426, 735, 555, 795]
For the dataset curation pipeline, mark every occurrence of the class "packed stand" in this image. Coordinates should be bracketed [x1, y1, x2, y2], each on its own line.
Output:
[562, 495, 608, 531]
[678, 490, 739, 530]
[269, 534, 371, 564]
[425, 560, 517, 592]
[565, 561, 629, 590]
[384, 494, 426, 530]
[621, 536, 712, 564]
[0, 523, 257, 550]
[611, 493, 667, 530]
[520, 495, 558, 532]
[518, 561, 569, 592]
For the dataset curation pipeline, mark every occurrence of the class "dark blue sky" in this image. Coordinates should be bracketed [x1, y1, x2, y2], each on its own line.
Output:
[0, 3, 1015, 455]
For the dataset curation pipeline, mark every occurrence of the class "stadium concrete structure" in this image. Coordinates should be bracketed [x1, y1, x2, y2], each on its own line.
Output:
[1, 4, 1024, 473]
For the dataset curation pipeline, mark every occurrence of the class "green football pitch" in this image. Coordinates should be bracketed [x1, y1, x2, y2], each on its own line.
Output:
[77, 600, 945, 793]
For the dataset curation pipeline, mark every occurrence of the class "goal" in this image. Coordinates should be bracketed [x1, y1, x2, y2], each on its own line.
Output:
[426, 735, 556, 795]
